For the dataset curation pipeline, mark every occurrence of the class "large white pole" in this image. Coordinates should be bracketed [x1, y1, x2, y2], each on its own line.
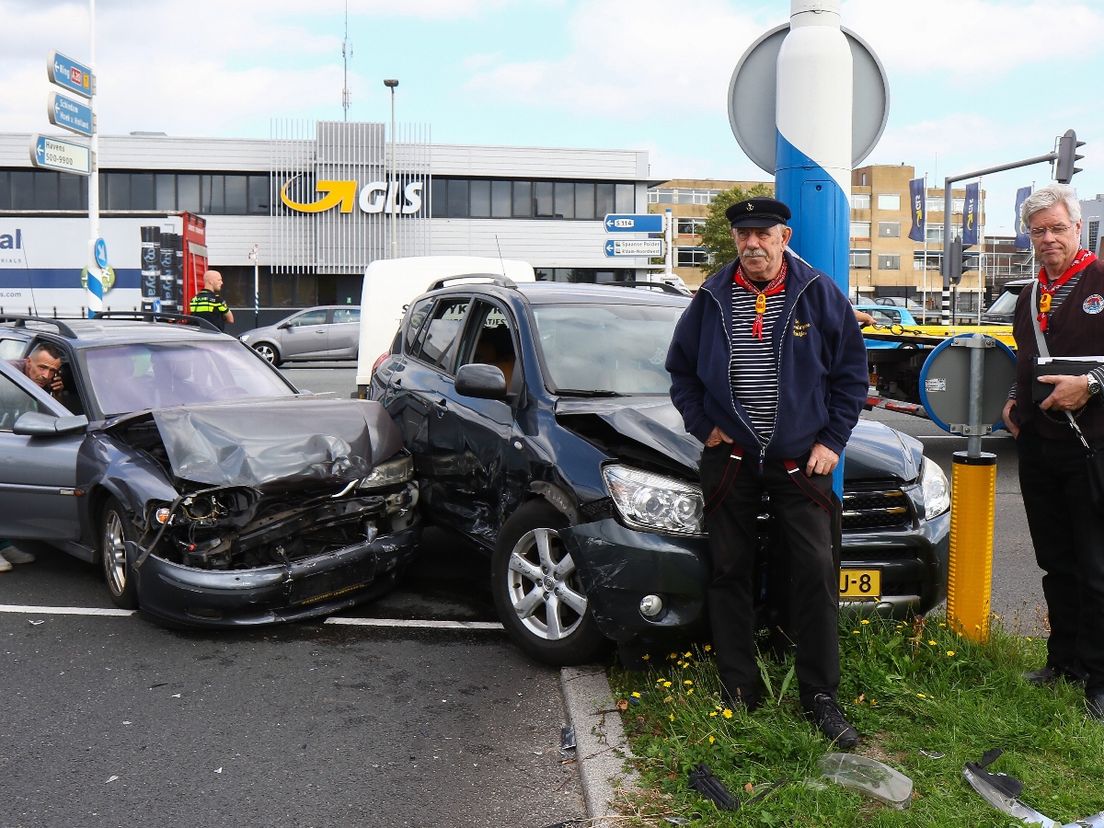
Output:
[86, 0, 101, 317]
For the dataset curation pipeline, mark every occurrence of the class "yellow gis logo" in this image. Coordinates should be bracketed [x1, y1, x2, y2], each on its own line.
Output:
[280, 176, 424, 215]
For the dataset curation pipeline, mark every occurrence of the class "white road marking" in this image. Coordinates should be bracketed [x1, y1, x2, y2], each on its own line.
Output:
[0, 604, 135, 617]
[0, 604, 503, 630]
[325, 617, 504, 631]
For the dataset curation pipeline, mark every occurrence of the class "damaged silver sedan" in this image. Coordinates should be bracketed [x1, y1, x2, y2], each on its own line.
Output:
[0, 315, 419, 626]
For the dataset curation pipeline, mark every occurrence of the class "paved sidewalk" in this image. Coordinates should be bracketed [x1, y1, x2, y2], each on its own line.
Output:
[560, 666, 639, 826]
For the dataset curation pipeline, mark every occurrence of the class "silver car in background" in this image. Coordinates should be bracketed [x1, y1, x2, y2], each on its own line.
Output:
[239, 305, 360, 365]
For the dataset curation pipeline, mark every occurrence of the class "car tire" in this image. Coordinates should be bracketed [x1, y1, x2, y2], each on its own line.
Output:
[491, 500, 608, 666]
[252, 342, 282, 366]
[100, 499, 139, 610]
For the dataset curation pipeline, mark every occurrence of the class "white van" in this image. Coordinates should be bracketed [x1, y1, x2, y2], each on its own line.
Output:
[354, 256, 536, 398]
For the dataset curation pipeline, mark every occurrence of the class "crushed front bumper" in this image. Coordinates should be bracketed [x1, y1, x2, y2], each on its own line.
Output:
[132, 521, 421, 627]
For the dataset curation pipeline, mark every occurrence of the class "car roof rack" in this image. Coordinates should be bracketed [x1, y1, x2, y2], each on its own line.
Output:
[427, 273, 518, 292]
[93, 310, 220, 332]
[0, 314, 79, 339]
[595, 279, 688, 296]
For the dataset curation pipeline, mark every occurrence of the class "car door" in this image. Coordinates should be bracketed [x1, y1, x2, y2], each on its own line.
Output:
[0, 361, 85, 542]
[329, 307, 361, 358]
[277, 308, 331, 359]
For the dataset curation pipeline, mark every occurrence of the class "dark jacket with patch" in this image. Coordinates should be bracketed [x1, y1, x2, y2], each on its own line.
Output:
[1012, 259, 1104, 441]
[666, 250, 868, 460]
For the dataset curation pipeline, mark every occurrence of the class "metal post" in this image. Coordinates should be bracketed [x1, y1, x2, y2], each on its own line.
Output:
[384, 79, 399, 258]
[86, 0, 101, 318]
[664, 208, 673, 277]
[249, 243, 260, 326]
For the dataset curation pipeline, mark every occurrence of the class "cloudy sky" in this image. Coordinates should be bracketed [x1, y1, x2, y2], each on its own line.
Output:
[4, 0, 1102, 234]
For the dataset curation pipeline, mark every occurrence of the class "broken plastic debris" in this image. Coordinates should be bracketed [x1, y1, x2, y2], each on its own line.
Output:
[105, 775, 119, 784]
[962, 748, 1104, 828]
[214, 767, 223, 774]
[919, 749, 945, 760]
[688, 763, 739, 811]
[28, 619, 44, 626]
[819, 753, 913, 809]
[560, 725, 576, 758]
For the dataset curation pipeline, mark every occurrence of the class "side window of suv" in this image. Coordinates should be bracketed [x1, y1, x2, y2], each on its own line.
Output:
[0, 372, 48, 431]
[412, 297, 471, 372]
[461, 302, 517, 387]
[403, 298, 434, 354]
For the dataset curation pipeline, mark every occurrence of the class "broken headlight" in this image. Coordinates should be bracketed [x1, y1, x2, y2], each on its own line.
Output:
[357, 453, 414, 490]
[603, 464, 705, 536]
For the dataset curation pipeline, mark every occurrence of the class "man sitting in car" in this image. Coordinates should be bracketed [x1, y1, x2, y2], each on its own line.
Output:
[12, 342, 65, 398]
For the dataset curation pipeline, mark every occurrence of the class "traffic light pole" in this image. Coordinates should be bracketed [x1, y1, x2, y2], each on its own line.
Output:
[939, 134, 1077, 323]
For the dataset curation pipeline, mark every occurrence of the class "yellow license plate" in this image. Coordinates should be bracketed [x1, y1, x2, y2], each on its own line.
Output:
[839, 568, 881, 600]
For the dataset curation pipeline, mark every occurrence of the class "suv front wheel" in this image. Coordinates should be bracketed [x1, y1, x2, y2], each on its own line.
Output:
[492, 500, 607, 666]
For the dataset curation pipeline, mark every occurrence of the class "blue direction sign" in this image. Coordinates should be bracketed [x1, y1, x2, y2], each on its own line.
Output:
[48, 50, 94, 99]
[604, 239, 665, 257]
[48, 91, 93, 137]
[94, 238, 109, 269]
[30, 134, 91, 175]
[604, 213, 664, 233]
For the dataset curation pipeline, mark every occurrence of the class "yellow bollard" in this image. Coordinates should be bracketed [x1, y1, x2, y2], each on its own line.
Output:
[946, 451, 997, 643]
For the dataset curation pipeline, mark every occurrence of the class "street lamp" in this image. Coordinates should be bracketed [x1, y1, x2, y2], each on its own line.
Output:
[383, 78, 399, 258]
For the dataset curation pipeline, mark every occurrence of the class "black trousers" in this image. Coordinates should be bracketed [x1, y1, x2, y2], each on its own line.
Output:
[1018, 428, 1104, 692]
[700, 443, 841, 708]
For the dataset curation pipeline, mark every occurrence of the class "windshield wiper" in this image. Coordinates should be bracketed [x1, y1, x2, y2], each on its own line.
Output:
[555, 388, 623, 397]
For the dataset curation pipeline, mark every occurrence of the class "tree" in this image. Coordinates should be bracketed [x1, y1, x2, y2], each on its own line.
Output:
[698, 183, 774, 276]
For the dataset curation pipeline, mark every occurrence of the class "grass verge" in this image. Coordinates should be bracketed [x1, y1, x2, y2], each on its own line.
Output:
[608, 614, 1104, 827]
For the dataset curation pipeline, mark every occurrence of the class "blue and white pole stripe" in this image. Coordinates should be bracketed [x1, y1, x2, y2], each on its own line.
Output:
[774, 0, 852, 298]
[775, 0, 853, 496]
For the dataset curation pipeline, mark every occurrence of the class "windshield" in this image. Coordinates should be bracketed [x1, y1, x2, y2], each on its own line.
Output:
[83, 340, 296, 416]
[985, 289, 1021, 317]
[532, 303, 684, 394]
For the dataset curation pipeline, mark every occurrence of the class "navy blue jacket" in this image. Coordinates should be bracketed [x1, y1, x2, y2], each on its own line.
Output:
[666, 251, 868, 461]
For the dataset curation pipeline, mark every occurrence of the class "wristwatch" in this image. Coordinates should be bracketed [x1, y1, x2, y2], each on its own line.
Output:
[1088, 374, 1102, 398]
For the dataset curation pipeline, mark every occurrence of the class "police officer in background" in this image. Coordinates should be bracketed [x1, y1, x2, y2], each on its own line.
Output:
[666, 197, 868, 749]
[189, 269, 234, 331]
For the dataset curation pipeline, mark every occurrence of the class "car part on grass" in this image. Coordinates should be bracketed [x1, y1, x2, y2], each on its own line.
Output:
[688, 763, 740, 811]
[819, 752, 912, 809]
[963, 748, 1104, 827]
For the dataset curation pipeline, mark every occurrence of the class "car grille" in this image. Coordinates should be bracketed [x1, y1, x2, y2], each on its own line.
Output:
[842, 484, 913, 531]
[579, 497, 615, 522]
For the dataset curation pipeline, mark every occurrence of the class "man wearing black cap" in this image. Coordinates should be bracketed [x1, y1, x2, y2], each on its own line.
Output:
[666, 197, 868, 749]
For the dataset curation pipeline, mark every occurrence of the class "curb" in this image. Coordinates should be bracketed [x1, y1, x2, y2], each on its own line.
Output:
[560, 665, 638, 826]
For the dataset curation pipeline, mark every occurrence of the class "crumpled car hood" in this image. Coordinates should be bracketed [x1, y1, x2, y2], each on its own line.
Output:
[108, 397, 401, 488]
[555, 397, 922, 483]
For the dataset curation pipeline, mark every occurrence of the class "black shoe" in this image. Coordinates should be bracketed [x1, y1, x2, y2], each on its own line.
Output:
[805, 693, 859, 749]
[1023, 665, 1087, 686]
[1087, 692, 1104, 721]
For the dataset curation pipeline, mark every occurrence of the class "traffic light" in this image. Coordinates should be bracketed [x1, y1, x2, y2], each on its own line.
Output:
[949, 236, 963, 285]
[1055, 129, 1085, 183]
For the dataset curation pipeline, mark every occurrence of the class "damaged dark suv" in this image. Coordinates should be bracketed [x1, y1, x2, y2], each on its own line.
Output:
[370, 279, 951, 666]
[0, 314, 420, 626]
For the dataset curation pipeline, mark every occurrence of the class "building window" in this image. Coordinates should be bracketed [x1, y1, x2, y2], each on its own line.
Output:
[676, 247, 711, 266]
[925, 224, 944, 245]
[1088, 219, 1100, 255]
[878, 222, 900, 238]
[878, 254, 901, 270]
[676, 217, 706, 235]
[469, 180, 491, 218]
[850, 249, 871, 269]
[491, 180, 511, 218]
[877, 194, 900, 211]
[851, 193, 870, 210]
[913, 252, 941, 270]
[850, 221, 871, 239]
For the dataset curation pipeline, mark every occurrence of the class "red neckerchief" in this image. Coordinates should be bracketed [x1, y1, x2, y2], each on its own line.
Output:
[1037, 249, 1097, 332]
[733, 259, 787, 339]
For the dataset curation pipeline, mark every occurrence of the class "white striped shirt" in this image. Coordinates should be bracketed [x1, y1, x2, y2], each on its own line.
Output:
[729, 287, 786, 442]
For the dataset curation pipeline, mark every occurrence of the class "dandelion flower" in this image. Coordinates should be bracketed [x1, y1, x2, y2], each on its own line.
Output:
[687, 688, 695, 695]
[684, 651, 693, 659]
[946, 650, 955, 657]
[683, 679, 694, 686]
[669, 713, 675, 721]
[723, 709, 734, 719]
[917, 693, 927, 698]
[662, 680, 673, 689]
[631, 691, 642, 698]
[709, 735, 716, 745]
[704, 644, 713, 653]
[860, 619, 871, 625]
[928, 640, 938, 646]
[710, 711, 719, 718]
[641, 654, 651, 661]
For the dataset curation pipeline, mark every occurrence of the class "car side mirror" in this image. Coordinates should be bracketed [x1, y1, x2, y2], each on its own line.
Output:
[277, 322, 292, 330]
[13, 411, 89, 436]
[455, 363, 508, 401]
